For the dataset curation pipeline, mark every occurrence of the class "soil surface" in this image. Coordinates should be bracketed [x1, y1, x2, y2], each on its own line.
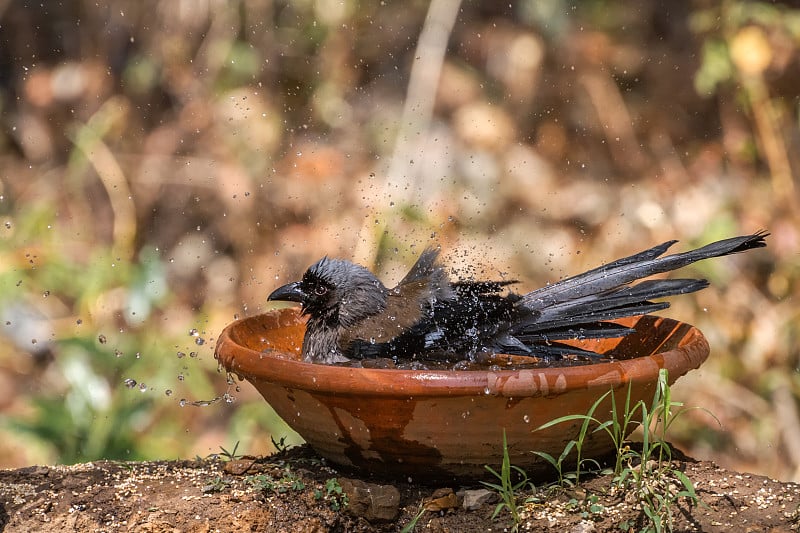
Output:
[0, 445, 797, 532]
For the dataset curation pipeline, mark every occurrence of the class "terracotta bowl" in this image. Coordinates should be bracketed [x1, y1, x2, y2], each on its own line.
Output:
[215, 308, 709, 481]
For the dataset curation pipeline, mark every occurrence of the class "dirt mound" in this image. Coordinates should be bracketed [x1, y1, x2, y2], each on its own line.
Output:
[1, 446, 797, 532]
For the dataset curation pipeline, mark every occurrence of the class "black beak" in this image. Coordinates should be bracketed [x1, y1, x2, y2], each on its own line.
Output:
[268, 281, 306, 303]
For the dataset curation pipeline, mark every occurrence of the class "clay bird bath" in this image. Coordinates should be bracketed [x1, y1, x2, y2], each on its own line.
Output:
[215, 308, 709, 481]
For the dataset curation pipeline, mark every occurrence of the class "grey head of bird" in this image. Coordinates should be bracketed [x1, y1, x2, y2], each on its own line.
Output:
[268, 257, 389, 328]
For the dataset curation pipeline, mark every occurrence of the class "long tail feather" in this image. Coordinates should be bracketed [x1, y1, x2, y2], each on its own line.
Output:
[519, 232, 767, 311]
[506, 232, 767, 358]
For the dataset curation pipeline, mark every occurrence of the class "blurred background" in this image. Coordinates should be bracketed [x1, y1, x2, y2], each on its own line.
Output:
[0, 1, 798, 481]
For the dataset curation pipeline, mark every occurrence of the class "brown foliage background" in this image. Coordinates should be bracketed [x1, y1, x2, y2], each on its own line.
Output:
[0, 1, 798, 481]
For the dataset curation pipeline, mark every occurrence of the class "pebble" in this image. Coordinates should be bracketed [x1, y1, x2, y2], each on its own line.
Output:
[424, 487, 459, 511]
[460, 488, 497, 510]
[338, 478, 400, 522]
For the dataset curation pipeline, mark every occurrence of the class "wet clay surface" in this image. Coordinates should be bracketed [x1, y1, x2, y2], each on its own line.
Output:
[1, 445, 797, 532]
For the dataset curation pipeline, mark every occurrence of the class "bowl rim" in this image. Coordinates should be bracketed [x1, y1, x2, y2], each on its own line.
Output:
[215, 308, 710, 397]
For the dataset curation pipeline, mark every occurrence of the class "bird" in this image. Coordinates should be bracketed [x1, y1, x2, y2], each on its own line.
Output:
[268, 232, 768, 366]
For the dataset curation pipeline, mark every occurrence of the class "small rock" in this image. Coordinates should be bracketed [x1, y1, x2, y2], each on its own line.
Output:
[223, 459, 256, 475]
[338, 478, 400, 522]
[570, 520, 597, 533]
[461, 488, 498, 511]
[423, 488, 460, 511]
[20, 466, 51, 477]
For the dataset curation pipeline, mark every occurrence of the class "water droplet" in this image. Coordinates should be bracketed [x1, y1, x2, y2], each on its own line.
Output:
[115, 349, 123, 358]
[523, 415, 530, 423]
[165, 389, 173, 396]
[176, 351, 186, 358]
[195, 337, 205, 346]
[189, 328, 199, 337]
[42, 290, 50, 297]
[483, 386, 491, 395]
[124, 378, 137, 388]
[177, 373, 185, 381]
[98, 334, 107, 344]
[76, 318, 83, 325]
[138, 383, 147, 392]
[189, 351, 198, 358]
[179, 398, 187, 407]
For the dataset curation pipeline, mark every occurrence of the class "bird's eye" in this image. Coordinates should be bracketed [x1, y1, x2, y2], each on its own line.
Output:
[314, 285, 328, 296]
